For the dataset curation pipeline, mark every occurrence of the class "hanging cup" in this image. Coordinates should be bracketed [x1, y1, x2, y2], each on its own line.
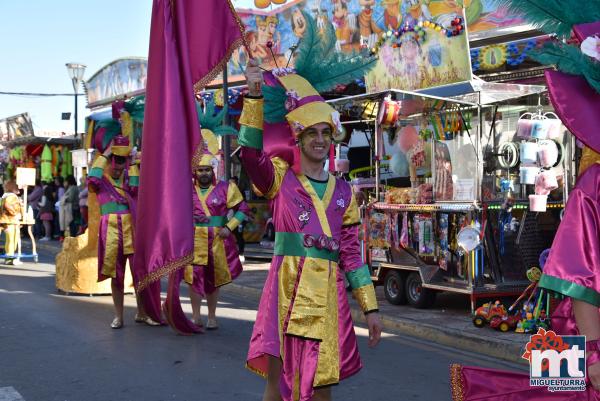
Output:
[529, 194, 548, 212]
[531, 120, 549, 139]
[516, 118, 533, 139]
[520, 142, 538, 163]
[537, 140, 559, 168]
[534, 169, 558, 195]
[520, 165, 539, 185]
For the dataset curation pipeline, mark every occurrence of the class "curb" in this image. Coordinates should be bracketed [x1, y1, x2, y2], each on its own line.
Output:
[226, 283, 526, 365]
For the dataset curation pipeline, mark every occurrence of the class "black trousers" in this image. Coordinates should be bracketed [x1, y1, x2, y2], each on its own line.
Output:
[234, 225, 245, 254]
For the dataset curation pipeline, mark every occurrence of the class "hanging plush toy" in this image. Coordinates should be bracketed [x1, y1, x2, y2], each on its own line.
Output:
[41, 144, 52, 183]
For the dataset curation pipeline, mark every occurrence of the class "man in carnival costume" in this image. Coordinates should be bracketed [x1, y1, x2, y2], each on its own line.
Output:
[88, 134, 159, 329]
[240, 12, 383, 401]
[450, 2, 600, 399]
[185, 112, 250, 330]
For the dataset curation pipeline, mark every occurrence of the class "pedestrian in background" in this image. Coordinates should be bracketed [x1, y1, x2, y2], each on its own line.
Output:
[27, 180, 43, 238]
[78, 184, 88, 235]
[0, 181, 23, 265]
[38, 184, 54, 241]
[59, 175, 78, 238]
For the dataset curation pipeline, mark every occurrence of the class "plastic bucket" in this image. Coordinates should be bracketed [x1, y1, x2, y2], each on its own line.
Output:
[516, 119, 532, 139]
[520, 166, 539, 185]
[538, 140, 559, 168]
[531, 120, 549, 139]
[520, 142, 538, 163]
[529, 194, 548, 212]
[546, 119, 562, 139]
[534, 169, 558, 195]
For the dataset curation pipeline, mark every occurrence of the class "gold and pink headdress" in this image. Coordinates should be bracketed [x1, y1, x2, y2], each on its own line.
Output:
[259, 11, 376, 174]
[191, 101, 238, 177]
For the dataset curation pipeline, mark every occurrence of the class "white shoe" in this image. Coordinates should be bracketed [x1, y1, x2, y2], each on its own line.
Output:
[206, 318, 219, 330]
[111, 317, 123, 329]
[12, 259, 23, 266]
[39, 237, 50, 242]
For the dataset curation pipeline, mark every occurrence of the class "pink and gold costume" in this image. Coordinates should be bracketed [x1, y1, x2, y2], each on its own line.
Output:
[239, 95, 379, 401]
[88, 154, 139, 288]
[184, 180, 250, 295]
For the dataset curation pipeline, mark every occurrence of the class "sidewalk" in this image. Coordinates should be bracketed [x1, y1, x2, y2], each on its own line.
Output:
[227, 260, 529, 365]
[30, 239, 528, 364]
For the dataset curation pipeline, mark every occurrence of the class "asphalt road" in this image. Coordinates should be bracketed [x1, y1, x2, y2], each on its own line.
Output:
[0, 250, 526, 401]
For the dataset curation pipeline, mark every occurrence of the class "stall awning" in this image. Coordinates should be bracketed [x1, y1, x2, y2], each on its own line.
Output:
[450, 77, 547, 105]
[1, 132, 80, 148]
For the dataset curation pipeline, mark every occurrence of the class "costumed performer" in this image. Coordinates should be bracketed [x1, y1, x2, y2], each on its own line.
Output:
[240, 11, 383, 401]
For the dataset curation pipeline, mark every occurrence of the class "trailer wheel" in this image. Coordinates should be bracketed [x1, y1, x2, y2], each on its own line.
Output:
[405, 272, 436, 309]
[499, 322, 510, 332]
[383, 270, 407, 305]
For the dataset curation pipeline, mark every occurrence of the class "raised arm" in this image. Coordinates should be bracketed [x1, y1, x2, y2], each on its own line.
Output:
[88, 148, 111, 192]
[238, 59, 282, 198]
[127, 163, 140, 198]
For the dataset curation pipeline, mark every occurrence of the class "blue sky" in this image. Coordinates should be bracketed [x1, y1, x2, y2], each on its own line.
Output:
[0, 1, 152, 134]
[0, 0, 286, 134]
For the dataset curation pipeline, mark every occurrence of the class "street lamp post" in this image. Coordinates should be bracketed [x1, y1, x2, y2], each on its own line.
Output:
[65, 63, 86, 137]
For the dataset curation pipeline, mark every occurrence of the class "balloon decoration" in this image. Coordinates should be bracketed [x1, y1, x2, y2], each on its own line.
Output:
[378, 98, 424, 127]
[254, 0, 287, 8]
[367, 17, 465, 56]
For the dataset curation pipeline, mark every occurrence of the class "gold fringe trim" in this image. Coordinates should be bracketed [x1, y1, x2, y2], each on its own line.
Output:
[193, 37, 245, 91]
[449, 364, 465, 401]
[225, 0, 252, 57]
[190, 143, 204, 171]
[137, 253, 194, 292]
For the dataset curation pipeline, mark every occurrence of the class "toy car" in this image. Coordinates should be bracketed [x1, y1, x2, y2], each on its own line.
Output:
[489, 314, 521, 332]
[473, 301, 507, 328]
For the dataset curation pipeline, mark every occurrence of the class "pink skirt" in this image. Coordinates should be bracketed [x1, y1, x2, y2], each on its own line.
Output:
[40, 212, 53, 221]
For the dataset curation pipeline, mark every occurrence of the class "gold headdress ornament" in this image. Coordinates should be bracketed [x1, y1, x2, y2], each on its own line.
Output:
[191, 100, 238, 170]
[196, 129, 220, 169]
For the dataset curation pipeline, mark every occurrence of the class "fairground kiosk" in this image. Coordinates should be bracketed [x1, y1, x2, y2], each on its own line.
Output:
[328, 80, 572, 314]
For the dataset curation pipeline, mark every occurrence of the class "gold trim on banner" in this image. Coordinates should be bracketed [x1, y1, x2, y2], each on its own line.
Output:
[137, 253, 194, 292]
[449, 364, 465, 401]
[193, 37, 245, 91]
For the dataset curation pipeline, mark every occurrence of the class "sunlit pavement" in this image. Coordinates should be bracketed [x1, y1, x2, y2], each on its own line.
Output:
[0, 250, 525, 401]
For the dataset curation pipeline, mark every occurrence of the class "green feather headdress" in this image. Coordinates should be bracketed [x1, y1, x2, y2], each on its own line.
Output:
[263, 11, 377, 124]
[532, 42, 600, 93]
[196, 100, 238, 136]
[493, 0, 600, 38]
[123, 96, 145, 124]
[494, 0, 600, 94]
[95, 118, 122, 151]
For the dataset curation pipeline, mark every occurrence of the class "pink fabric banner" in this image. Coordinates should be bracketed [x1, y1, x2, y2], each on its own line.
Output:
[134, 0, 245, 334]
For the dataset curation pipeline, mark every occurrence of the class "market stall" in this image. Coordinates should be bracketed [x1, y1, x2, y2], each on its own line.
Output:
[328, 82, 571, 315]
